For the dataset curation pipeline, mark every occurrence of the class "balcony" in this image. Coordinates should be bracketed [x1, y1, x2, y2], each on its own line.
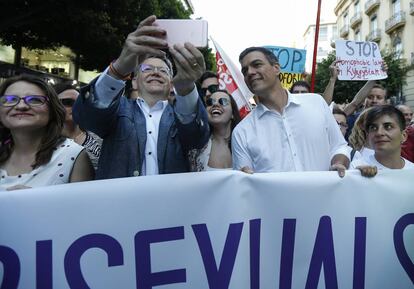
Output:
[365, 0, 380, 15]
[350, 12, 362, 28]
[410, 1, 414, 15]
[340, 25, 350, 37]
[366, 29, 381, 42]
[385, 11, 406, 34]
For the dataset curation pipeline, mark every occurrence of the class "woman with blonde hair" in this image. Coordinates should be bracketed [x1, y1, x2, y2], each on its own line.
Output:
[348, 107, 374, 160]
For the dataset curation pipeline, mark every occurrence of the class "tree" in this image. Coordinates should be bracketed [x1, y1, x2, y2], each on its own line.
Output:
[0, 0, 215, 73]
[313, 50, 411, 104]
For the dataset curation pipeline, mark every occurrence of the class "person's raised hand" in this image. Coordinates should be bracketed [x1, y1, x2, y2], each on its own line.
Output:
[169, 42, 205, 96]
[111, 15, 168, 78]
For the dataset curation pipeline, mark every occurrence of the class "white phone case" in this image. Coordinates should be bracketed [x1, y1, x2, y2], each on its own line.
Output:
[155, 19, 208, 48]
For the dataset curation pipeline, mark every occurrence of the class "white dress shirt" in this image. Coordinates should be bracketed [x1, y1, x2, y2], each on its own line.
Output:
[94, 69, 199, 175]
[232, 91, 349, 172]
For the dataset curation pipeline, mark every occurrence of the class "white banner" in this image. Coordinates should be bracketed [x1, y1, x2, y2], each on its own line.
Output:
[335, 40, 388, 81]
[1, 170, 414, 289]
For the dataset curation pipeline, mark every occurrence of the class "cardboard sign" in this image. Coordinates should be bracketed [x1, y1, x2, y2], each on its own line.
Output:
[335, 40, 388, 81]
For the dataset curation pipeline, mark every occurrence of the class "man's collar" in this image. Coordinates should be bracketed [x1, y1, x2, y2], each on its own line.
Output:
[256, 89, 301, 118]
[137, 97, 168, 110]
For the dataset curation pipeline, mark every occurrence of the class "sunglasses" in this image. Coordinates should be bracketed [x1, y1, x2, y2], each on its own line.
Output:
[200, 84, 219, 97]
[206, 97, 230, 107]
[0, 95, 49, 107]
[60, 98, 76, 107]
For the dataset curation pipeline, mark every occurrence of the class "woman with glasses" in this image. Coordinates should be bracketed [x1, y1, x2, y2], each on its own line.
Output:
[189, 90, 241, 171]
[0, 75, 94, 191]
[53, 83, 102, 170]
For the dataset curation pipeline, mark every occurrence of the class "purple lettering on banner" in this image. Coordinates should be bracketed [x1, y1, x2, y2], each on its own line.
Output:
[305, 216, 338, 289]
[353, 218, 366, 289]
[250, 219, 261, 289]
[192, 222, 243, 289]
[64, 233, 124, 289]
[135, 226, 186, 289]
[279, 219, 297, 289]
[36, 240, 53, 289]
[394, 213, 414, 284]
[0, 245, 20, 289]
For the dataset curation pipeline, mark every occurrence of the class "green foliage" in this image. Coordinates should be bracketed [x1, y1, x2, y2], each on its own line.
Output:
[199, 46, 217, 72]
[314, 51, 364, 104]
[313, 50, 411, 104]
[0, 0, 214, 72]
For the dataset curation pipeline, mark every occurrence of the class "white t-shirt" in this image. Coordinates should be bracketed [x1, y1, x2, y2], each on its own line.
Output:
[350, 153, 414, 170]
[232, 92, 349, 172]
[0, 139, 84, 191]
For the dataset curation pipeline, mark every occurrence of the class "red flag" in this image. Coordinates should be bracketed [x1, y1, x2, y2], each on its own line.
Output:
[212, 39, 253, 118]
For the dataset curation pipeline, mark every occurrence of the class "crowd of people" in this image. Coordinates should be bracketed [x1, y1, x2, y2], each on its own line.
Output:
[1, 15, 413, 191]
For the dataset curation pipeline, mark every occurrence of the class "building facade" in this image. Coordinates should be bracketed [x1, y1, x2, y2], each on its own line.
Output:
[303, 22, 338, 72]
[334, 0, 414, 108]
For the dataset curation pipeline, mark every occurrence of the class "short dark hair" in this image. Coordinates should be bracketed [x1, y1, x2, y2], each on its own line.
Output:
[332, 106, 347, 118]
[0, 74, 66, 168]
[371, 83, 387, 96]
[239, 47, 279, 65]
[364, 105, 406, 131]
[290, 80, 310, 93]
[199, 71, 218, 85]
[53, 82, 79, 95]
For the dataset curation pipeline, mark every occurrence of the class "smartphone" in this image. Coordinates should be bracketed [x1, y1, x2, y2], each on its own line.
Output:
[154, 19, 208, 48]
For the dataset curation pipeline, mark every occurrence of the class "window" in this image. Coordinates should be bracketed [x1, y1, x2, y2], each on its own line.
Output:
[344, 12, 349, 26]
[370, 15, 377, 32]
[392, 0, 401, 13]
[393, 35, 402, 57]
[355, 29, 361, 41]
[319, 27, 327, 41]
[354, 1, 360, 14]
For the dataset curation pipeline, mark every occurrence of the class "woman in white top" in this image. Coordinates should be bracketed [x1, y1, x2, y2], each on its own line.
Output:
[350, 105, 414, 177]
[0, 74, 94, 191]
[189, 90, 241, 171]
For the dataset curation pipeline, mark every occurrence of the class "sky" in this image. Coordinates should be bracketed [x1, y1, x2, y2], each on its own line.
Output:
[190, 0, 337, 68]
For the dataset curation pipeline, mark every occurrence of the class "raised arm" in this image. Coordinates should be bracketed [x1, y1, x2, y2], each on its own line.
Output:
[322, 60, 340, 105]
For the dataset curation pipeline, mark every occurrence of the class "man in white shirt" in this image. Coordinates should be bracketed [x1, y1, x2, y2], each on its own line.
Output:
[73, 15, 209, 179]
[232, 47, 349, 176]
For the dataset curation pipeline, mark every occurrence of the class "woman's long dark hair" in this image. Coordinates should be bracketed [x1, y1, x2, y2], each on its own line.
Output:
[0, 74, 66, 168]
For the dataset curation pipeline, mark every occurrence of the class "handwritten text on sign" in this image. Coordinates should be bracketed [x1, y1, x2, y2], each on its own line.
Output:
[335, 40, 387, 81]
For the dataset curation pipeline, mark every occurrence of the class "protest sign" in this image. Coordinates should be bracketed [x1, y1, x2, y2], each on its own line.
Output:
[264, 46, 307, 90]
[335, 40, 388, 81]
[1, 170, 413, 288]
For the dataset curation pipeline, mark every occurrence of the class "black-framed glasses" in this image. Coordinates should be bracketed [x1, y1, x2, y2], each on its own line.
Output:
[0, 95, 49, 107]
[206, 97, 230, 107]
[60, 98, 75, 107]
[200, 84, 219, 97]
[138, 63, 171, 77]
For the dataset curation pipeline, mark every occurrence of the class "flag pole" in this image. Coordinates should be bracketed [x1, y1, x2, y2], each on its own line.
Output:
[310, 0, 322, 92]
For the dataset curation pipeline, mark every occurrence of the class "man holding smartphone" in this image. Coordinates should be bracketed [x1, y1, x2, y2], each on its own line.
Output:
[73, 15, 209, 179]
